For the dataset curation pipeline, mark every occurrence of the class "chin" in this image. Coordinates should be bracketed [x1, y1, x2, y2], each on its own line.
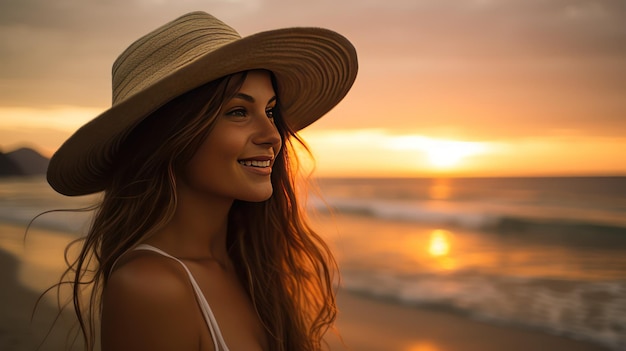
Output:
[240, 186, 274, 203]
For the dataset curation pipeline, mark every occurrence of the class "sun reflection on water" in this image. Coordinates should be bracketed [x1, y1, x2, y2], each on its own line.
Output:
[428, 178, 452, 200]
[427, 229, 457, 270]
[428, 229, 451, 257]
[406, 341, 441, 351]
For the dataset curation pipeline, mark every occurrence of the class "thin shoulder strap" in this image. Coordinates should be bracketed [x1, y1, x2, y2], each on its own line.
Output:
[132, 244, 230, 351]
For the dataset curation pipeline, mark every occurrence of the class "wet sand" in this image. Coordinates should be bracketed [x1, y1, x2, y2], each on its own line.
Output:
[0, 223, 83, 351]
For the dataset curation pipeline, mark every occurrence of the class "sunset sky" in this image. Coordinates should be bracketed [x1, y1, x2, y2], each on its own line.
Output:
[1, 0, 625, 177]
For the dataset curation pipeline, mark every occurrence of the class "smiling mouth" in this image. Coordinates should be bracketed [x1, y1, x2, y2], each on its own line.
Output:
[238, 160, 271, 168]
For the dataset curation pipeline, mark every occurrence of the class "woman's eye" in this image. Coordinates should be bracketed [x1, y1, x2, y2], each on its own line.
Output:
[227, 108, 246, 117]
[266, 107, 276, 119]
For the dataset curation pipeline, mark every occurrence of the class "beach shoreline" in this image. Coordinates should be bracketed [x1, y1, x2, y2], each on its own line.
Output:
[0, 221, 612, 351]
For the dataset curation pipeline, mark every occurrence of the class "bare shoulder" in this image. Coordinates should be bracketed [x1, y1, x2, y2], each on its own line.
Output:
[105, 250, 190, 298]
[101, 250, 209, 351]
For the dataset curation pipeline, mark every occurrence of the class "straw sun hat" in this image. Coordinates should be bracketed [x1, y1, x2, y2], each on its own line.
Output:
[47, 11, 358, 196]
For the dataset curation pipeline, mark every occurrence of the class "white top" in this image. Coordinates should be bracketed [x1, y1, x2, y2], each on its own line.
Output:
[131, 244, 230, 351]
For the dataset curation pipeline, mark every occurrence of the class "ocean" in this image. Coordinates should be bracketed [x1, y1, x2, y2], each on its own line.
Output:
[1, 176, 625, 350]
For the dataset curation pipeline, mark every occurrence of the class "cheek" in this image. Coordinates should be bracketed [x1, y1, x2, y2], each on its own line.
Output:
[184, 132, 243, 178]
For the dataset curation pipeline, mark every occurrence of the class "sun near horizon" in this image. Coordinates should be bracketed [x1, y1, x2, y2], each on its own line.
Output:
[297, 128, 626, 178]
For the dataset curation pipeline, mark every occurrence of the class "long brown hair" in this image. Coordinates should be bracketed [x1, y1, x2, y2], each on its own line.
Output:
[55, 71, 337, 350]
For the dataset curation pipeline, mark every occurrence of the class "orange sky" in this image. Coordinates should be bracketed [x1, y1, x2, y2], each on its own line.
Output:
[1, 0, 625, 177]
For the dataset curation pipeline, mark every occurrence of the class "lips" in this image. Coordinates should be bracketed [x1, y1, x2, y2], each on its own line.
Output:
[238, 159, 271, 168]
[238, 155, 273, 169]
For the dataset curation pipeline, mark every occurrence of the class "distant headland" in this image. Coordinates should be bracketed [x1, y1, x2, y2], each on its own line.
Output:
[0, 147, 49, 177]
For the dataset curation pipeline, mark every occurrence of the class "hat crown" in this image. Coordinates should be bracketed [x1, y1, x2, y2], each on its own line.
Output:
[111, 12, 241, 104]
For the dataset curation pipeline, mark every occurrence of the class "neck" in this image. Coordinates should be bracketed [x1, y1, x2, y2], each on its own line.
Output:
[146, 182, 234, 264]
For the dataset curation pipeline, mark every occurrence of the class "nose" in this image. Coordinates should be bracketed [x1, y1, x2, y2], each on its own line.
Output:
[253, 114, 282, 152]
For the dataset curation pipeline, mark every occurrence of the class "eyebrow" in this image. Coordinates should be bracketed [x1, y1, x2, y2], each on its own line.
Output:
[233, 93, 277, 105]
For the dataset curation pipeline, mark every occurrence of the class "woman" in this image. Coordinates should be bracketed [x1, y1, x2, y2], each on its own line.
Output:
[46, 11, 357, 351]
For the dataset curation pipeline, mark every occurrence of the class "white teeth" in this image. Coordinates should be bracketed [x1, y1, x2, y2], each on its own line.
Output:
[239, 160, 271, 167]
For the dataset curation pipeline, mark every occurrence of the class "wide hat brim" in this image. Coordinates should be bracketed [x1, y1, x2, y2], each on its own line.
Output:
[47, 16, 358, 196]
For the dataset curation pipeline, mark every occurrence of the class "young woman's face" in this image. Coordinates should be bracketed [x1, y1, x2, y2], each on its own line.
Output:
[183, 70, 282, 202]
